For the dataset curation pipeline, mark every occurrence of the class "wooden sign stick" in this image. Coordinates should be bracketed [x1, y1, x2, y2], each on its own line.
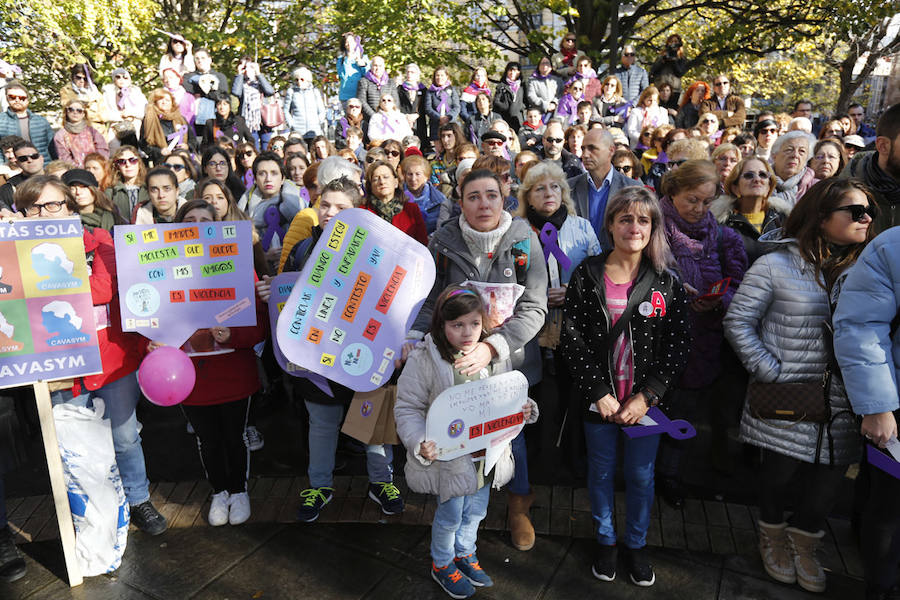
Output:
[32, 380, 82, 587]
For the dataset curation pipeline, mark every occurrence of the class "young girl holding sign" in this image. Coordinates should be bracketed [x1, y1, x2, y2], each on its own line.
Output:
[395, 285, 538, 599]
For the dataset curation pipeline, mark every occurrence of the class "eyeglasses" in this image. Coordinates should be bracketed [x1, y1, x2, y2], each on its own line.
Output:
[114, 74, 129, 80]
[544, 137, 563, 144]
[25, 201, 66, 216]
[613, 164, 632, 174]
[208, 160, 227, 168]
[485, 140, 504, 147]
[623, 52, 635, 57]
[381, 98, 393, 104]
[73, 75, 87, 81]
[348, 104, 361, 109]
[164, 163, 186, 171]
[240, 150, 255, 157]
[15, 153, 40, 162]
[740, 171, 769, 180]
[386, 149, 401, 157]
[365, 157, 377, 164]
[6, 94, 26, 101]
[66, 107, 85, 114]
[714, 81, 729, 86]
[760, 128, 777, 135]
[830, 204, 876, 222]
[115, 156, 140, 166]
[669, 159, 688, 167]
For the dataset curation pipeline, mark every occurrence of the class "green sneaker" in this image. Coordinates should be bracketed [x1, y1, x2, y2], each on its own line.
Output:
[296, 487, 333, 522]
[368, 482, 404, 515]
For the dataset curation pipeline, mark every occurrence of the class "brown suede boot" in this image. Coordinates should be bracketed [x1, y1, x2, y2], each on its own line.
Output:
[785, 527, 826, 593]
[507, 491, 535, 551]
[757, 521, 796, 584]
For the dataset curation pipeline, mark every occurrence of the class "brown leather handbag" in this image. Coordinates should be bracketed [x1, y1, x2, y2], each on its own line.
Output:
[747, 374, 831, 424]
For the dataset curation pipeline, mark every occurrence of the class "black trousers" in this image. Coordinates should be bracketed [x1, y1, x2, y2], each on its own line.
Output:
[861, 448, 900, 592]
[758, 448, 846, 532]
[182, 398, 250, 494]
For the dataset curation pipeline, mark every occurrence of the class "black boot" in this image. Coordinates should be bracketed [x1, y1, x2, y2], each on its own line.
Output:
[657, 476, 685, 509]
[0, 526, 26, 583]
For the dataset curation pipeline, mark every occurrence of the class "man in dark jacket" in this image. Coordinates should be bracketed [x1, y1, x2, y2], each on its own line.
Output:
[0, 141, 43, 211]
[182, 49, 229, 98]
[539, 120, 583, 179]
[841, 102, 900, 234]
[0, 82, 54, 162]
[567, 127, 640, 248]
[699, 74, 745, 130]
[356, 56, 399, 119]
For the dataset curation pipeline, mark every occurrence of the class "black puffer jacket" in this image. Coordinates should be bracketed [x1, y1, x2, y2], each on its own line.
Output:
[560, 253, 691, 423]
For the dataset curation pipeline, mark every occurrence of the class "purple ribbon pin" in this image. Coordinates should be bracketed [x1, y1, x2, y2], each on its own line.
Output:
[260, 204, 285, 252]
[868, 444, 900, 480]
[166, 124, 188, 147]
[623, 407, 696, 440]
[539, 223, 572, 272]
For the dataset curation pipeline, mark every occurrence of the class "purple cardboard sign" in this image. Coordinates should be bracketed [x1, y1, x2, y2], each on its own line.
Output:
[275, 208, 435, 392]
[267, 271, 333, 396]
[0, 217, 102, 389]
[114, 221, 256, 347]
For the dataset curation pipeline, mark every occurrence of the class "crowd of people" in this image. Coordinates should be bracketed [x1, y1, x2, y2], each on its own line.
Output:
[0, 30, 899, 600]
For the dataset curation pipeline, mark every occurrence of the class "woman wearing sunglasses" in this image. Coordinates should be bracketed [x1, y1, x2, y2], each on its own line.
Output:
[724, 178, 877, 593]
[234, 142, 258, 190]
[367, 93, 413, 146]
[163, 149, 199, 198]
[101, 68, 147, 136]
[59, 64, 106, 131]
[53, 99, 109, 168]
[105, 145, 148, 222]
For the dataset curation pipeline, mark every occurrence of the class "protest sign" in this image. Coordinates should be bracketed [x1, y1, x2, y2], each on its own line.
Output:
[114, 221, 256, 347]
[275, 209, 435, 392]
[425, 371, 528, 476]
[0, 217, 102, 389]
[0, 216, 109, 587]
[267, 271, 332, 395]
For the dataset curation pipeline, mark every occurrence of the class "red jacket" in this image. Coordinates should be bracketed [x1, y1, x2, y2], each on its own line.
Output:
[79, 227, 145, 392]
[180, 289, 268, 407]
[364, 201, 428, 246]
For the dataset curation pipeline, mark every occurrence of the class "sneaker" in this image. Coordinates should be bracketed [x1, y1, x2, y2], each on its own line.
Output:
[208, 491, 230, 527]
[130, 500, 168, 536]
[592, 543, 617, 582]
[296, 487, 334, 522]
[625, 546, 655, 587]
[0, 526, 26, 583]
[454, 553, 493, 587]
[244, 426, 264, 451]
[368, 482, 404, 515]
[431, 561, 475, 599]
[229, 492, 251, 525]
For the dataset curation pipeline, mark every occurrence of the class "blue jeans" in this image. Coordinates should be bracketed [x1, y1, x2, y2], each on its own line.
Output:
[507, 429, 530, 495]
[305, 401, 393, 488]
[431, 483, 490, 567]
[50, 373, 150, 506]
[584, 421, 660, 549]
[252, 130, 274, 152]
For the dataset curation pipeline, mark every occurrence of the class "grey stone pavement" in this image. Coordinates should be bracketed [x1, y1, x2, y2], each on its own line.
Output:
[1, 380, 868, 599]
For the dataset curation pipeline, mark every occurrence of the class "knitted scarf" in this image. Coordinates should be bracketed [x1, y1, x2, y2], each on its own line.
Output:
[459, 211, 512, 259]
[857, 151, 900, 205]
[63, 118, 88, 134]
[368, 192, 405, 222]
[80, 208, 117, 232]
[660, 195, 719, 290]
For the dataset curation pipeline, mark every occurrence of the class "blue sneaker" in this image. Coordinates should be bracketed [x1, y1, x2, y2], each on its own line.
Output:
[368, 482, 404, 515]
[296, 487, 333, 522]
[431, 562, 475, 599]
[454, 553, 493, 587]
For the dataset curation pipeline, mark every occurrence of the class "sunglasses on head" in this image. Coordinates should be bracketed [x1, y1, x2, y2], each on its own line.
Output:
[6, 94, 26, 101]
[15, 152, 40, 162]
[115, 156, 140, 166]
[164, 163, 186, 171]
[830, 204, 876, 222]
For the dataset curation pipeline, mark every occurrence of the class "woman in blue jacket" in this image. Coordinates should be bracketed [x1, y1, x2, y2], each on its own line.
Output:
[337, 32, 369, 109]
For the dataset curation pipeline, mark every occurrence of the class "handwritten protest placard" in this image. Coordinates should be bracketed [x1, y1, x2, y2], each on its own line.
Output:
[0, 217, 102, 389]
[275, 209, 435, 392]
[425, 371, 528, 475]
[114, 221, 256, 347]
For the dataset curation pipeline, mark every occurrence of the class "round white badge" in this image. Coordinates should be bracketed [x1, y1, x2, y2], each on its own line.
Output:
[638, 301, 654, 317]
[503, 267, 513, 278]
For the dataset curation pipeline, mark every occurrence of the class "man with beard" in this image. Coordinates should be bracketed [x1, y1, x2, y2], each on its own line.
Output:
[842, 103, 900, 233]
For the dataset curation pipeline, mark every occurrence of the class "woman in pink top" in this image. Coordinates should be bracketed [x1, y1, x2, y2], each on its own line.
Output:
[561, 186, 691, 588]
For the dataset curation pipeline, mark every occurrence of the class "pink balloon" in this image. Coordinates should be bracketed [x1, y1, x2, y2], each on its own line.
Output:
[138, 346, 196, 406]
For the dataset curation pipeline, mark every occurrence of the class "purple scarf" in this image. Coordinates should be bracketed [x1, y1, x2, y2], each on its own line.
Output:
[402, 81, 424, 92]
[506, 77, 520, 94]
[531, 71, 551, 80]
[365, 70, 388, 87]
[660, 195, 719, 290]
[429, 83, 451, 114]
[465, 82, 491, 96]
